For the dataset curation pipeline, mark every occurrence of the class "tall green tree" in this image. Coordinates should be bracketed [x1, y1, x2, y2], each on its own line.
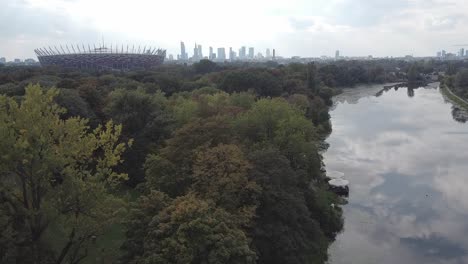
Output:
[0, 84, 131, 264]
[306, 63, 318, 94]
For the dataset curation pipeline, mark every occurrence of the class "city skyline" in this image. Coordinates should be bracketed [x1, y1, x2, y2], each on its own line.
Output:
[2, 0, 468, 59]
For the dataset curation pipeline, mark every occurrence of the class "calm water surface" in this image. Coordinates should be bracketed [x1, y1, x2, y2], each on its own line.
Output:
[325, 84, 468, 264]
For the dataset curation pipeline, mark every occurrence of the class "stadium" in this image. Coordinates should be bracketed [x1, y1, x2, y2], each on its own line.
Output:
[34, 44, 166, 70]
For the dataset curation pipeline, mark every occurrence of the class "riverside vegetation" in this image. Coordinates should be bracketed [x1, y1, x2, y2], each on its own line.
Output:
[0, 59, 450, 264]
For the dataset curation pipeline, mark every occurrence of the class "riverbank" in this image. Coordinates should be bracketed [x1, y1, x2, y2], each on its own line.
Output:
[439, 85, 468, 110]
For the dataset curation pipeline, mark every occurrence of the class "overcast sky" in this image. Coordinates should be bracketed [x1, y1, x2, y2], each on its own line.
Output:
[2, 0, 468, 60]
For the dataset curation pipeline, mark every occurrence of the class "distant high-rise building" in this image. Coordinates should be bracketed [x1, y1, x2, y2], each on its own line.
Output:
[272, 49, 276, 59]
[229, 47, 234, 60]
[266, 48, 271, 58]
[198, 44, 203, 58]
[209, 47, 214, 60]
[168, 54, 174, 61]
[217, 48, 226, 61]
[460, 48, 465, 57]
[239, 46, 246, 59]
[180, 41, 187, 61]
[442, 50, 447, 57]
[0, 57, 5, 64]
[248, 47, 254, 59]
[193, 43, 199, 60]
[335, 50, 340, 59]
[14, 59, 21, 63]
[437, 51, 442, 57]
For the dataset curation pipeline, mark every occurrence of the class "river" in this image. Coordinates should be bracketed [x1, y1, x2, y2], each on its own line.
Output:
[324, 83, 468, 264]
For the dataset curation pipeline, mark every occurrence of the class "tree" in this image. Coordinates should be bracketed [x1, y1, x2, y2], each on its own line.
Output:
[193, 59, 218, 74]
[192, 144, 261, 225]
[120, 191, 171, 264]
[104, 88, 173, 185]
[455, 68, 468, 91]
[235, 98, 319, 166]
[247, 148, 334, 264]
[407, 64, 420, 84]
[0, 84, 131, 264]
[145, 116, 234, 197]
[306, 63, 318, 94]
[140, 195, 256, 264]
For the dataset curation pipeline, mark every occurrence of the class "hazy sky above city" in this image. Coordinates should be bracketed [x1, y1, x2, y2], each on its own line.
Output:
[2, 0, 468, 59]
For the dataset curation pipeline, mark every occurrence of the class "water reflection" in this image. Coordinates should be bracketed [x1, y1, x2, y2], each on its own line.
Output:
[325, 84, 468, 264]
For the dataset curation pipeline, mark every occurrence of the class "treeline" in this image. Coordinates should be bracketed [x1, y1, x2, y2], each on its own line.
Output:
[442, 61, 468, 100]
[0, 60, 419, 264]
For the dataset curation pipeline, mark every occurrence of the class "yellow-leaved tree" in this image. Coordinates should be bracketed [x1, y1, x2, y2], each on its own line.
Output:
[0, 84, 132, 264]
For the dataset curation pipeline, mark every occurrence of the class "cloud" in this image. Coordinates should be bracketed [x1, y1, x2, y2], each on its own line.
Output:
[2, 0, 468, 58]
[425, 16, 461, 31]
[289, 17, 315, 31]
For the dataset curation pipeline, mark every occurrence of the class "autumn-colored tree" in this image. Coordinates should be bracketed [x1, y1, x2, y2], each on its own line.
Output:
[141, 195, 256, 264]
[192, 144, 261, 225]
[145, 116, 234, 197]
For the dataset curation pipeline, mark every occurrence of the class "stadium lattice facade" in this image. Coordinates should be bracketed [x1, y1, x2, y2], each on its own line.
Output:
[34, 44, 166, 70]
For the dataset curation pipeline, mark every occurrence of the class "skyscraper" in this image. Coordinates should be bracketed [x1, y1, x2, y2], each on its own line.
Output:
[266, 48, 271, 58]
[272, 49, 276, 59]
[229, 47, 234, 60]
[194, 43, 199, 60]
[217, 48, 226, 61]
[209, 47, 214, 60]
[442, 50, 446, 57]
[0, 57, 5, 64]
[460, 48, 465, 57]
[335, 50, 340, 59]
[239, 46, 246, 59]
[198, 44, 203, 58]
[248, 47, 254, 59]
[180, 41, 187, 61]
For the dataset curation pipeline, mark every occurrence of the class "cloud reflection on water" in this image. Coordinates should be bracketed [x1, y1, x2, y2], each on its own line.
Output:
[325, 85, 468, 264]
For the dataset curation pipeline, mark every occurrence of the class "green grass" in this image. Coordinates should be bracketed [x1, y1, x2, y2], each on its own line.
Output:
[439, 85, 468, 110]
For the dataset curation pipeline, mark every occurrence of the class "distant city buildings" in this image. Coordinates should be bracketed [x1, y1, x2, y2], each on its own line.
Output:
[335, 50, 340, 60]
[0, 57, 39, 66]
[175, 41, 275, 63]
[209, 47, 214, 60]
[180, 41, 188, 61]
[217, 48, 226, 61]
[239, 46, 246, 59]
[248, 47, 254, 59]
[192, 43, 203, 61]
[436, 47, 466, 59]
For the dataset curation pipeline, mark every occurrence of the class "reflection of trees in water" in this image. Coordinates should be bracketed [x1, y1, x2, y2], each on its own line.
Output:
[451, 107, 468, 123]
[407, 88, 415, 98]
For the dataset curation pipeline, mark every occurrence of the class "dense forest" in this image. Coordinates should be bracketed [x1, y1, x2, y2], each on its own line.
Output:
[0, 59, 448, 264]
